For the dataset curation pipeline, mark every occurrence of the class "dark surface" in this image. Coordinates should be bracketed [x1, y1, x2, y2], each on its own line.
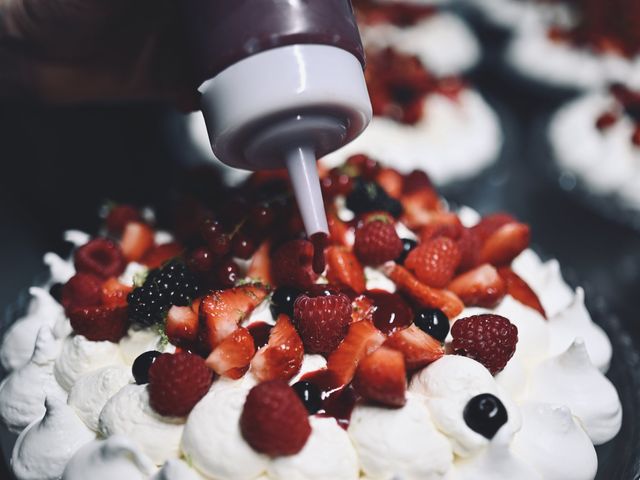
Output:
[1, 11, 639, 480]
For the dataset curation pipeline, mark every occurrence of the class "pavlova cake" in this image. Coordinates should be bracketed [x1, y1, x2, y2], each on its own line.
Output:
[507, 0, 640, 90]
[0, 155, 621, 480]
[549, 82, 640, 212]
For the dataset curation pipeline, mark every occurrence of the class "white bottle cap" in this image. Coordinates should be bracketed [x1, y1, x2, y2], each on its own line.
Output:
[198, 44, 372, 235]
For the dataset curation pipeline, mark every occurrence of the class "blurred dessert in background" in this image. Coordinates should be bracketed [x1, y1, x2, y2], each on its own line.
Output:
[321, 47, 502, 185]
[507, 0, 640, 90]
[549, 83, 640, 212]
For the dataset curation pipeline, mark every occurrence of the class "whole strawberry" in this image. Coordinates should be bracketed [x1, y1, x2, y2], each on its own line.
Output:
[148, 352, 213, 417]
[271, 239, 318, 288]
[293, 291, 352, 355]
[451, 314, 518, 375]
[404, 237, 461, 288]
[354, 218, 403, 266]
[240, 380, 311, 456]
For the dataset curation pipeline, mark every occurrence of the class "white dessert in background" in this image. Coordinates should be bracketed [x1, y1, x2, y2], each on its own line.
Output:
[550, 91, 640, 210]
[0, 182, 623, 479]
[358, 12, 480, 76]
[467, 0, 571, 31]
[508, 18, 640, 91]
[321, 89, 503, 185]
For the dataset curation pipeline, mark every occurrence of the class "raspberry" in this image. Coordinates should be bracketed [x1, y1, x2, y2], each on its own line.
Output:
[271, 239, 318, 289]
[61, 273, 103, 311]
[128, 260, 199, 326]
[451, 314, 518, 375]
[148, 352, 213, 417]
[106, 204, 142, 235]
[354, 219, 403, 266]
[74, 238, 126, 279]
[68, 305, 130, 342]
[240, 380, 311, 456]
[293, 291, 352, 355]
[404, 237, 461, 288]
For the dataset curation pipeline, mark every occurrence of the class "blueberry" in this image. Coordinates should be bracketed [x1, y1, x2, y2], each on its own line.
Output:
[395, 238, 417, 264]
[132, 351, 162, 385]
[270, 286, 301, 318]
[49, 283, 64, 304]
[463, 393, 508, 439]
[414, 308, 449, 342]
[292, 381, 323, 414]
[346, 179, 402, 218]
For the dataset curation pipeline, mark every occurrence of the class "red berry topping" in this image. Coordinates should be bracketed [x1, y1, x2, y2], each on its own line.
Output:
[353, 346, 407, 408]
[448, 264, 507, 308]
[632, 125, 640, 147]
[293, 291, 352, 355]
[384, 324, 444, 371]
[74, 238, 126, 279]
[497, 267, 546, 318]
[251, 314, 304, 382]
[68, 305, 129, 342]
[478, 222, 530, 267]
[405, 237, 462, 288]
[148, 352, 213, 417]
[403, 169, 433, 194]
[595, 111, 617, 130]
[101, 277, 132, 308]
[106, 205, 142, 235]
[206, 327, 256, 379]
[271, 239, 318, 288]
[451, 314, 518, 375]
[61, 273, 103, 311]
[354, 219, 403, 266]
[470, 213, 516, 243]
[386, 265, 464, 319]
[240, 380, 311, 456]
[121, 222, 155, 262]
[326, 246, 366, 295]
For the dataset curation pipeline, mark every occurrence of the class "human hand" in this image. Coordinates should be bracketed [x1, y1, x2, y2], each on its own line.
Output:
[0, 0, 199, 108]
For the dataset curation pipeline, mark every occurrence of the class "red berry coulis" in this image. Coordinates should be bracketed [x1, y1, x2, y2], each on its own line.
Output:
[366, 290, 413, 335]
[300, 369, 357, 429]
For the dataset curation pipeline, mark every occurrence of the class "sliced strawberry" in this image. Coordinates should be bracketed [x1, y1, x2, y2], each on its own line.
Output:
[470, 213, 516, 243]
[198, 285, 269, 352]
[352, 347, 406, 408]
[376, 167, 403, 199]
[120, 222, 155, 262]
[247, 240, 273, 285]
[326, 246, 366, 294]
[448, 264, 507, 308]
[478, 223, 530, 266]
[326, 320, 385, 387]
[101, 277, 132, 308]
[141, 242, 184, 269]
[166, 305, 199, 346]
[206, 327, 256, 379]
[456, 228, 482, 272]
[400, 190, 442, 229]
[498, 267, 546, 318]
[327, 210, 352, 247]
[251, 314, 304, 382]
[384, 324, 444, 371]
[418, 212, 463, 242]
[385, 264, 464, 319]
[352, 295, 375, 323]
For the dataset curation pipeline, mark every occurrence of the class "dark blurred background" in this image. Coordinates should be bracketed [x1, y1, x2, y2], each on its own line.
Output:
[1, 12, 639, 480]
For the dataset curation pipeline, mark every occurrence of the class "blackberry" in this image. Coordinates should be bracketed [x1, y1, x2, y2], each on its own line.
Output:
[128, 260, 199, 326]
[346, 178, 402, 218]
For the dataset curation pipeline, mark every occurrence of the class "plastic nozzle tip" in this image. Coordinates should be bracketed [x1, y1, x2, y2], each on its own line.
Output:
[286, 146, 329, 237]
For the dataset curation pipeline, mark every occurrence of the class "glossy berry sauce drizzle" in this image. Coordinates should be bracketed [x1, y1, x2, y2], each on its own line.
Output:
[247, 321, 273, 349]
[310, 232, 328, 274]
[300, 369, 357, 429]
